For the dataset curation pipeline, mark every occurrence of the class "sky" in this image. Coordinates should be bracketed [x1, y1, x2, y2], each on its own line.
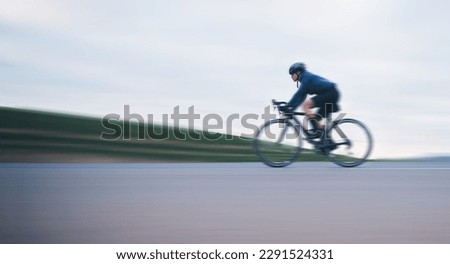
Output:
[0, 0, 449, 159]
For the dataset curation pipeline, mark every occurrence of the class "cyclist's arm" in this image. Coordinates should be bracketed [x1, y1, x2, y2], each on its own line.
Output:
[287, 84, 307, 110]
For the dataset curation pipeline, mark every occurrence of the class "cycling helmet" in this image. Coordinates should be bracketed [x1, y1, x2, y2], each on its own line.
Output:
[288, 62, 306, 75]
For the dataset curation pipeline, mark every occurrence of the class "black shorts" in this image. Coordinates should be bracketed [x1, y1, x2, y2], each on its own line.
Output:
[311, 87, 340, 118]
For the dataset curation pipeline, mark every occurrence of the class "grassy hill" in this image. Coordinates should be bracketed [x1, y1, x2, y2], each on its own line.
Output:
[0, 107, 329, 163]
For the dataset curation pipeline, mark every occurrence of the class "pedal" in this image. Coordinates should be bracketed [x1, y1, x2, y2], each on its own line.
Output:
[306, 129, 323, 139]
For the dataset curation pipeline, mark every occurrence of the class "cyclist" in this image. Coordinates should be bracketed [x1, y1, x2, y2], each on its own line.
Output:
[281, 62, 340, 146]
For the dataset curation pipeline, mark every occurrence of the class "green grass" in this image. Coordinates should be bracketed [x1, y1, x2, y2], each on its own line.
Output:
[0, 107, 329, 162]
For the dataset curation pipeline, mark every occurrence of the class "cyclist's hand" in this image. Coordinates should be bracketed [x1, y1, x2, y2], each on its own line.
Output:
[278, 105, 292, 113]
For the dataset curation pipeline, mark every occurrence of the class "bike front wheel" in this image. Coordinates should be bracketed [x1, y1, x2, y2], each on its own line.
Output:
[253, 119, 302, 167]
[327, 118, 373, 167]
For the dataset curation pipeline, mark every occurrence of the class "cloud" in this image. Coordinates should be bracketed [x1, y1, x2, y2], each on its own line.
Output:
[0, 0, 449, 158]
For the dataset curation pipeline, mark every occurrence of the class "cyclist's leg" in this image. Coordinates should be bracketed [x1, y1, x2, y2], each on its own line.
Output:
[311, 97, 331, 130]
[301, 98, 315, 117]
[314, 88, 339, 116]
[312, 90, 340, 148]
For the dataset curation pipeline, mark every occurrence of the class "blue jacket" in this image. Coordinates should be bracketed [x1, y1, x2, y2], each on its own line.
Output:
[287, 71, 336, 109]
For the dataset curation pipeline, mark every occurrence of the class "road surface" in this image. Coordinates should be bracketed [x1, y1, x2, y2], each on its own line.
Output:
[1, 162, 449, 243]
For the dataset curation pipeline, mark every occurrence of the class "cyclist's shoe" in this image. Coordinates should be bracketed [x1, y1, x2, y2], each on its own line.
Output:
[315, 148, 329, 155]
[306, 128, 324, 139]
[312, 137, 330, 155]
[320, 138, 337, 151]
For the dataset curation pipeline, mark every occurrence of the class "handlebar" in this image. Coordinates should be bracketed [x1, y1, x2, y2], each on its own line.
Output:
[271, 99, 306, 116]
[272, 99, 287, 106]
[271, 99, 289, 114]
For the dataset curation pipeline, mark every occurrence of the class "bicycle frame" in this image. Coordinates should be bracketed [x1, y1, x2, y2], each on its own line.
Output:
[278, 112, 350, 149]
[271, 100, 320, 140]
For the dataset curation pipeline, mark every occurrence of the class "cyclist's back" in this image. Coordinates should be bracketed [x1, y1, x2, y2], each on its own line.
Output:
[287, 63, 340, 119]
[300, 71, 336, 94]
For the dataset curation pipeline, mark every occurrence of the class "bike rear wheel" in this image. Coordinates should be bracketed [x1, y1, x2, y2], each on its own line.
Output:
[326, 118, 373, 167]
[253, 119, 302, 167]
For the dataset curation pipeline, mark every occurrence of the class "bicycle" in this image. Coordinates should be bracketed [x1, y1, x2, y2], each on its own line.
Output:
[253, 100, 373, 167]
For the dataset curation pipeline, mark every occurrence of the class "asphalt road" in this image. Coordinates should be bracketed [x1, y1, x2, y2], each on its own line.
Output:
[1, 162, 449, 243]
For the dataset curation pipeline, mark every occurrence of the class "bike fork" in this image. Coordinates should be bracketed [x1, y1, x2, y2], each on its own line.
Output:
[277, 124, 289, 144]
